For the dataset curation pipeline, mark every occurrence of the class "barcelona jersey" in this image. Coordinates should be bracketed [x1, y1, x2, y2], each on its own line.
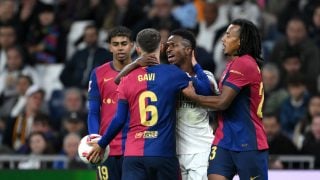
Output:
[213, 55, 268, 151]
[117, 64, 190, 157]
[87, 62, 128, 156]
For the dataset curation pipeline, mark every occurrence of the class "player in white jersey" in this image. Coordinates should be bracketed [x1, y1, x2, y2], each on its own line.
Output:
[176, 70, 219, 180]
[166, 29, 220, 180]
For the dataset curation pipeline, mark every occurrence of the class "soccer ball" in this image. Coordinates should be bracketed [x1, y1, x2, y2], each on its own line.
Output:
[78, 134, 110, 164]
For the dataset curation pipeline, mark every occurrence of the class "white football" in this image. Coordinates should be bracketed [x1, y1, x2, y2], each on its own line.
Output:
[78, 134, 110, 164]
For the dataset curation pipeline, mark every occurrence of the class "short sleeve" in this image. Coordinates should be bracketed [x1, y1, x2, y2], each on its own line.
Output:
[224, 58, 250, 92]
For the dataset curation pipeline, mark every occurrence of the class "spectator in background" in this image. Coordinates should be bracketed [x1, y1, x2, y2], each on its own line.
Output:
[53, 133, 87, 169]
[279, 50, 302, 85]
[134, 0, 181, 37]
[101, 0, 145, 33]
[0, 46, 39, 101]
[219, 0, 261, 28]
[59, 112, 86, 140]
[308, 3, 320, 48]
[0, 75, 33, 119]
[270, 16, 320, 93]
[172, 0, 197, 29]
[31, 113, 59, 153]
[60, 24, 112, 90]
[264, 113, 299, 169]
[262, 63, 288, 114]
[263, 113, 298, 155]
[293, 94, 320, 149]
[301, 114, 320, 169]
[3, 85, 47, 151]
[0, 24, 18, 72]
[17, 132, 53, 169]
[26, 4, 66, 64]
[195, 0, 227, 55]
[280, 74, 310, 138]
[0, 0, 16, 25]
[17, 0, 46, 43]
[50, 87, 87, 130]
[68, 0, 107, 29]
[276, 0, 301, 34]
[0, 0, 23, 40]
[194, 0, 227, 75]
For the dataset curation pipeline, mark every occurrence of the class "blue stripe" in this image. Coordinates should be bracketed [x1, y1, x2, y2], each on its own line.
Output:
[219, 86, 257, 151]
[224, 81, 241, 92]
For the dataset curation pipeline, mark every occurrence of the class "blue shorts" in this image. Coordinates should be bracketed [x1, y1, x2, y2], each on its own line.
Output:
[207, 145, 268, 180]
[96, 156, 123, 180]
[122, 156, 180, 180]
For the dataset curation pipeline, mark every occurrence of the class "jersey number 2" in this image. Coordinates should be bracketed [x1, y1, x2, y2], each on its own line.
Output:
[257, 82, 264, 118]
[139, 91, 158, 126]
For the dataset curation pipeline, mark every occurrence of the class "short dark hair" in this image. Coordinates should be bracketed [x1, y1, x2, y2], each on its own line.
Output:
[136, 28, 161, 53]
[286, 73, 305, 87]
[170, 29, 196, 50]
[263, 113, 280, 124]
[231, 19, 263, 67]
[282, 49, 301, 62]
[18, 74, 33, 85]
[34, 113, 50, 126]
[107, 26, 133, 43]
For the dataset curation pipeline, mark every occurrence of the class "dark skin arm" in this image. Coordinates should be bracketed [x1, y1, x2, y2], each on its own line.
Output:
[114, 54, 158, 84]
[182, 82, 238, 110]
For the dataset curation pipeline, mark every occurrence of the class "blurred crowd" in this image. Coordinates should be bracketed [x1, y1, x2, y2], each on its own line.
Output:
[0, 0, 320, 170]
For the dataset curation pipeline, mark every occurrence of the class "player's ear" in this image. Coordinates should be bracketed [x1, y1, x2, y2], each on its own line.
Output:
[136, 46, 142, 55]
[185, 46, 192, 55]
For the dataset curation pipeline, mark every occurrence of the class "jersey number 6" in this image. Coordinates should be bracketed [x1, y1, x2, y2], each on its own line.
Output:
[139, 91, 158, 126]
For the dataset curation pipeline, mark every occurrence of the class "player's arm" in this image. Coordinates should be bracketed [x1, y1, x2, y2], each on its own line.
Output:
[87, 69, 101, 134]
[87, 100, 129, 163]
[191, 51, 213, 95]
[98, 100, 128, 148]
[114, 54, 158, 84]
[183, 82, 237, 110]
[191, 64, 213, 96]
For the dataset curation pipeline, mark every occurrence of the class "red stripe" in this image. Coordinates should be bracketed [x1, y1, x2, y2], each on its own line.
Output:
[213, 114, 224, 145]
[122, 68, 149, 156]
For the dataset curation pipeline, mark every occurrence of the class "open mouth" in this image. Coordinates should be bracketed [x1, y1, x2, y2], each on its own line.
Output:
[167, 54, 175, 63]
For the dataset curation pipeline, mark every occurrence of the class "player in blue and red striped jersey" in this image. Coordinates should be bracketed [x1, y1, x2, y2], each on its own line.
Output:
[87, 26, 134, 180]
[88, 28, 212, 180]
[183, 19, 269, 180]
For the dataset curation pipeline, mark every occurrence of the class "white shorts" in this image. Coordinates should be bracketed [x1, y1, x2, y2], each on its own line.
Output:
[178, 151, 210, 180]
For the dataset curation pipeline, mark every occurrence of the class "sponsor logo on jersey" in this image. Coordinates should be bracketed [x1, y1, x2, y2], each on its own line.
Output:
[135, 131, 158, 139]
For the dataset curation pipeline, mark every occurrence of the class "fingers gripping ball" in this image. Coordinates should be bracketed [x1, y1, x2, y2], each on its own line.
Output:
[78, 134, 110, 164]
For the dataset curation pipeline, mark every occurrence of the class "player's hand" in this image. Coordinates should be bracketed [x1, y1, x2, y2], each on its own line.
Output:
[136, 54, 159, 67]
[87, 141, 103, 164]
[191, 50, 198, 66]
[182, 81, 197, 100]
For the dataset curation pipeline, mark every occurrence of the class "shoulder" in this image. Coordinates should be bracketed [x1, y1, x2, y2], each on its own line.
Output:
[232, 55, 258, 70]
[148, 64, 182, 73]
[96, 62, 111, 72]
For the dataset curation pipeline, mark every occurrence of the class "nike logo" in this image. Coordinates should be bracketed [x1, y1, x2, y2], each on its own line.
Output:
[250, 175, 260, 180]
[104, 77, 113, 82]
